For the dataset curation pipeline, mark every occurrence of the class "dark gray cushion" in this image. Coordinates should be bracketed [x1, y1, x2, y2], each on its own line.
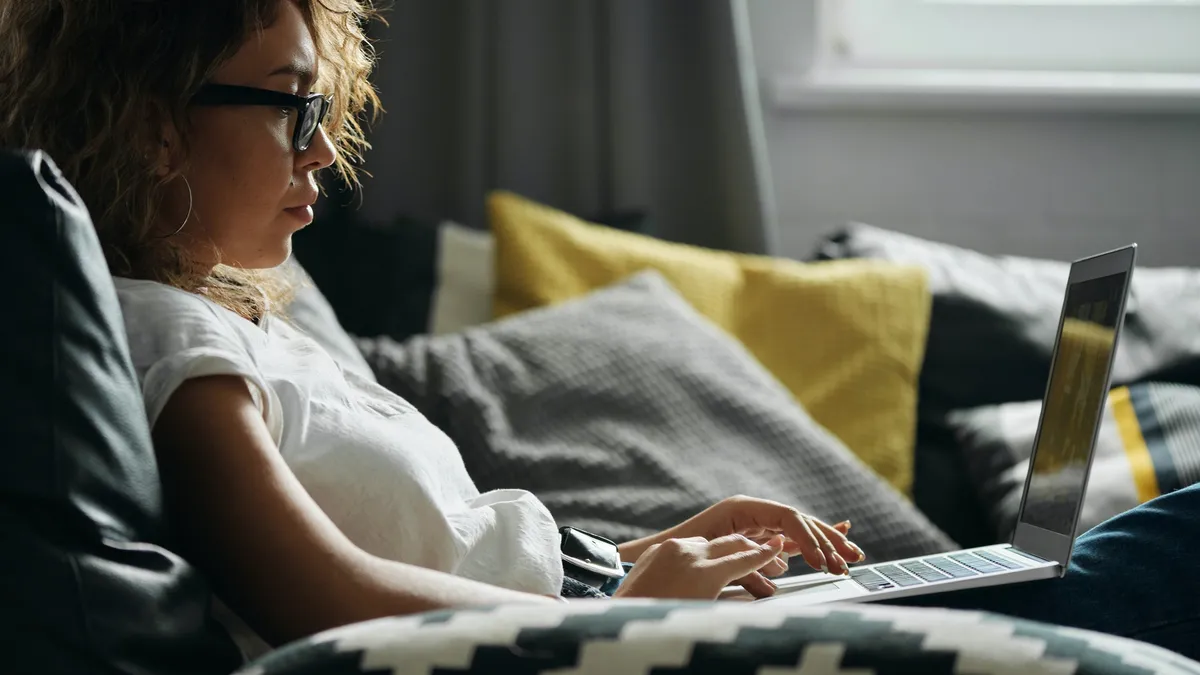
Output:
[291, 211, 442, 343]
[912, 419, 996, 549]
[813, 222, 1200, 548]
[0, 150, 241, 675]
[814, 222, 1200, 415]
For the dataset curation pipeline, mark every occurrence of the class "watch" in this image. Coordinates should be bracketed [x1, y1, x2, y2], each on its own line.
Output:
[559, 526, 625, 589]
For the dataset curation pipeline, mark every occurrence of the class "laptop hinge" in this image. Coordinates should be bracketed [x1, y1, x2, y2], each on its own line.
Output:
[1007, 547, 1054, 565]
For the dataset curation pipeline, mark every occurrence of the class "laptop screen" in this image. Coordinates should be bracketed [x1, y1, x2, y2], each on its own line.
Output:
[1018, 271, 1129, 536]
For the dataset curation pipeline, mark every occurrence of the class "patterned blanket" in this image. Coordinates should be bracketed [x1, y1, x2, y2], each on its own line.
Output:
[358, 272, 954, 564]
[241, 601, 1200, 675]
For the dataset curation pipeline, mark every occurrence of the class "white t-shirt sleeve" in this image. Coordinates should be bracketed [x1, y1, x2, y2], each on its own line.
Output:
[114, 280, 283, 444]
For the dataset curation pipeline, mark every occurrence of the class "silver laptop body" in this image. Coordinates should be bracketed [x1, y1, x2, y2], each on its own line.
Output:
[740, 244, 1138, 606]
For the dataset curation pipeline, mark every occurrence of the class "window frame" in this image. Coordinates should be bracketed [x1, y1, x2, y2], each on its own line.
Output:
[764, 0, 1200, 112]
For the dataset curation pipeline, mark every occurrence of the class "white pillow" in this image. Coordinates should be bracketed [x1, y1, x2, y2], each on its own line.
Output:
[429, 222, 495, 335]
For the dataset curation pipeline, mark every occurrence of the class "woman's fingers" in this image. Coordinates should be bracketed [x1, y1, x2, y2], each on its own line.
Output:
[703, 497, 863, 575]
[776, 511, 834, 574]
[771, 528, 844, 557]
[707, 534, 786, 579]
[809, 518, 846, 575]
[812, 518, 865, 564]
[764, 513, 864, 575]
[706, 533, 764, 557]
[759, 554, 788, 577]
[733, 570, 777, 599]
[747, 536, 798, 574]
[779, 538, 807, 557]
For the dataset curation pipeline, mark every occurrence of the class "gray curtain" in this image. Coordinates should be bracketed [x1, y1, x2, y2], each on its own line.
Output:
[352, 0, 780, 255]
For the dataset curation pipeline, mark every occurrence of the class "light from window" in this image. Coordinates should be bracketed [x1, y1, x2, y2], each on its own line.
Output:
[821, 0, 1200, 74]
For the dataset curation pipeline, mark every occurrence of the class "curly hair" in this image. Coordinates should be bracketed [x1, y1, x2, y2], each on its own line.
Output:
[0, 0, 382, 319]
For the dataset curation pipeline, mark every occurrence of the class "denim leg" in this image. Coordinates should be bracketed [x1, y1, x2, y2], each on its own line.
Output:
[890, 483, 1200, 660]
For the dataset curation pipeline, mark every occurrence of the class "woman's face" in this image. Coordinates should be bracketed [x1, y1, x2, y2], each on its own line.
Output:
[165, 0, 337, 270]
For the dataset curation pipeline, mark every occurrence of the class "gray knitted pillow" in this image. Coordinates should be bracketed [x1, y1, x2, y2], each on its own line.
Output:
[357, 271, 954, 563]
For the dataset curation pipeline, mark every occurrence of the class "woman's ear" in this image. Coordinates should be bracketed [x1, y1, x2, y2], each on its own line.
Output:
[146, 104, 182, 178]
[154, 128, 183, 178]
[152, 139, 170, 178]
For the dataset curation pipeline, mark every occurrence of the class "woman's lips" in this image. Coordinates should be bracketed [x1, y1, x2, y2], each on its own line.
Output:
[283, 205, 314, 223]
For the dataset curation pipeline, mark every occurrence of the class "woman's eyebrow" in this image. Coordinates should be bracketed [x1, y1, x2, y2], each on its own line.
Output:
[267, 62, 314, 89]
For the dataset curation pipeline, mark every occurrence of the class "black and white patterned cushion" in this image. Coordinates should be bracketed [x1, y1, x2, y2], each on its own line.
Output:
[237, 601, 1199, 675]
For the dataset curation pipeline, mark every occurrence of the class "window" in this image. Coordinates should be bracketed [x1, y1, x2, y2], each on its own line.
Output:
[767, 0, 1200, 110]
[821, 0, 1200, 74]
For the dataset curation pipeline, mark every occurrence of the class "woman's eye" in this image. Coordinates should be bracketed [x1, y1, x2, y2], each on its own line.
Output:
[279, 107, 293, 118]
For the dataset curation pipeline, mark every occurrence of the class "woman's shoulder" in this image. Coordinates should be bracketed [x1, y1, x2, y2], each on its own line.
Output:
[114, 276, 214, 307]
[111, 277, 284, 440]
[113, 276, 216, 313]
[112, 277, 263, 366]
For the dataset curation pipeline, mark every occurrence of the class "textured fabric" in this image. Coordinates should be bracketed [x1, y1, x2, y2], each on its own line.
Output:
[358, 271, 953, 564]
[0, 149, 243, 674]
[949, 381, 1200, 540]
[897, 482, 1200, 662]
[238, 601, 1200, 675]
[489, 191, 931, 494]
[114, 279, 564, 622]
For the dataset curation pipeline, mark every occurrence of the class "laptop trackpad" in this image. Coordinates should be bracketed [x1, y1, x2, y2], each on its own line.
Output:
[755, 578, 851, 604]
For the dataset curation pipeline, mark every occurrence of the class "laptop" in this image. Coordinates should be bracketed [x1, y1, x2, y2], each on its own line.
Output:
[731, 243, 1138, 606]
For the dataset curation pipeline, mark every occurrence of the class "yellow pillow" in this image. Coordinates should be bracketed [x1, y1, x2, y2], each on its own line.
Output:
[488, 191, 930, 494]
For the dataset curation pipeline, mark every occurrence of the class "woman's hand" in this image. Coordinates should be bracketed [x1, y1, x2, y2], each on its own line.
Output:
[689, 496, 864, 577]
[613, 534, 787, 600]
[618, 496, 864, 596]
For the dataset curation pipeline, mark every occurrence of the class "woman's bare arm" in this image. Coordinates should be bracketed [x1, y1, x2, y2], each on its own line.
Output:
[152, 375, 555, 648]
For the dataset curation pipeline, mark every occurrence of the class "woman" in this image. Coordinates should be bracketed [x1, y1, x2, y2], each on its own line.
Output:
[0, 0, 863, 657]
[1, 0, 1195, 664]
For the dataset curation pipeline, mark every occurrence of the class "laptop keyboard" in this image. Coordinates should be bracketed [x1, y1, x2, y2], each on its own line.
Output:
[949, 552, 1009, 575]
[848, 568, 897, 591]
[974, 550, 1023, 570]
[874, 565, 923, 587]
[899, 560, 951, 582]
[925, 557, 976, 579]
[850, 549, 1032, 592]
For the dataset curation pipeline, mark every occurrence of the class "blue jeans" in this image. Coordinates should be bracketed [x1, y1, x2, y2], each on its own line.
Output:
[890, 482, 1200, 660]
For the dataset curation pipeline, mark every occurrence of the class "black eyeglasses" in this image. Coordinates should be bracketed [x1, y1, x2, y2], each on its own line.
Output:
[190, 84, 333, 153]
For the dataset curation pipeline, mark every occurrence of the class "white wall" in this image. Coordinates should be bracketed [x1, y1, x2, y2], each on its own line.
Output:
[748, 1, 1200, 267]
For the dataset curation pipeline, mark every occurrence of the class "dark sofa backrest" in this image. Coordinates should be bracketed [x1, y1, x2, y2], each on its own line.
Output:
[0, 150, 241, 674]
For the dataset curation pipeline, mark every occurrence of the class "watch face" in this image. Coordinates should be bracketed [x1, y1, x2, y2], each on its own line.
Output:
[561, 529, 621, 572]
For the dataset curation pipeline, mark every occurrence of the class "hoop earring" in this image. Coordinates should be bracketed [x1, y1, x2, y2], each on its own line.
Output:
[168, 176, 193, 237]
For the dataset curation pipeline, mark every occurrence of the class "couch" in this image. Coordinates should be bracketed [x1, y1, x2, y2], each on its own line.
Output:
[294, 198, 1200, 556]
[3, 149, 1197, 675]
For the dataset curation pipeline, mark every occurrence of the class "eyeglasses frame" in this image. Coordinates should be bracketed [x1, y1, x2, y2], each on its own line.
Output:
[190, 84, 333, 153]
